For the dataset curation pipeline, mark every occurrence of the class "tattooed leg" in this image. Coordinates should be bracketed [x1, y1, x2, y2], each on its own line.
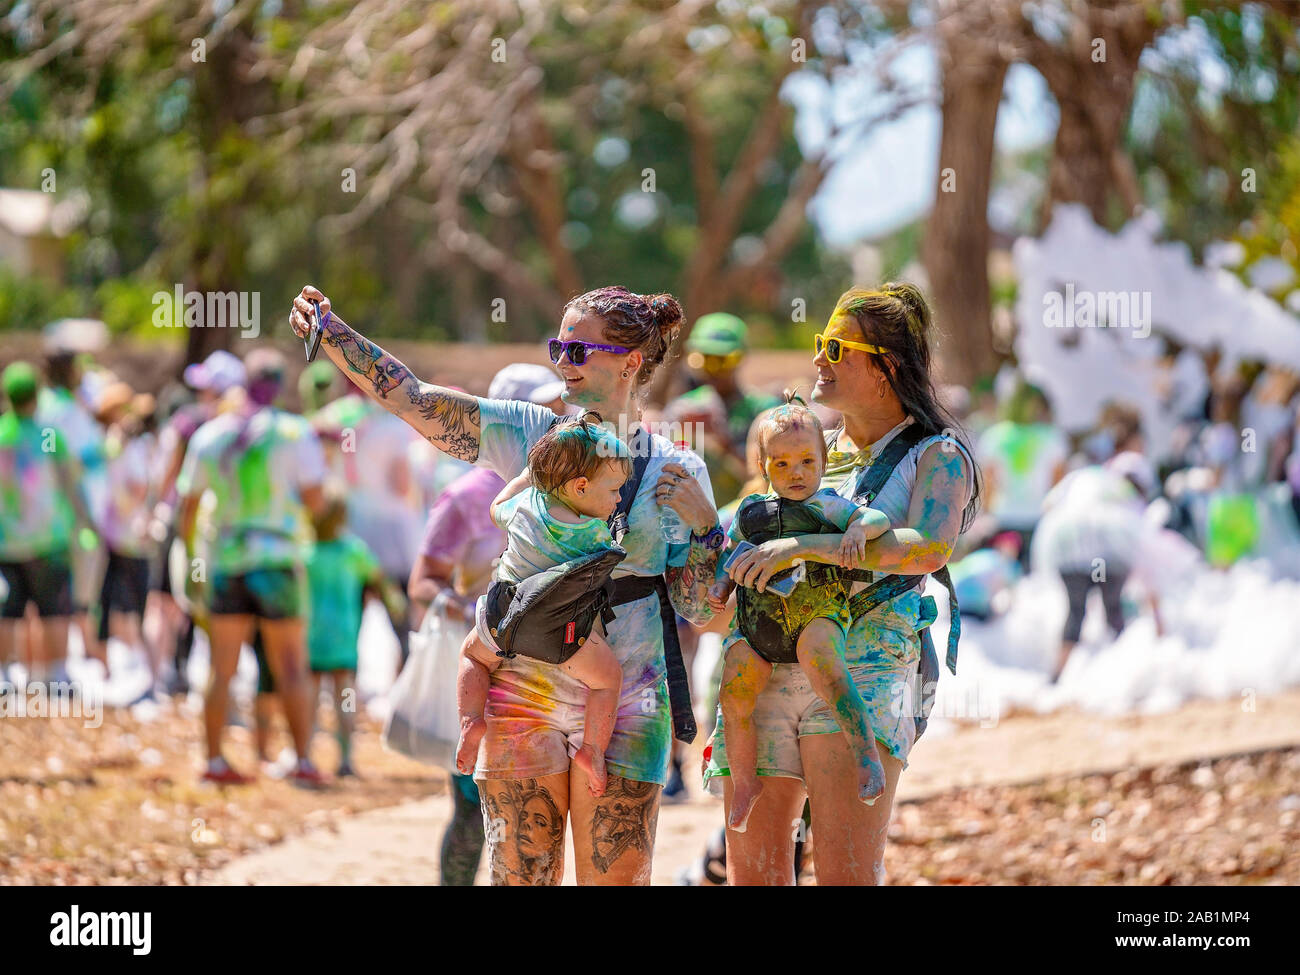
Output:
[665, 537, 722, 626]
[479, 773, 570, 886]
[314, 313, 483, 461]
[570, 771, 660, 886]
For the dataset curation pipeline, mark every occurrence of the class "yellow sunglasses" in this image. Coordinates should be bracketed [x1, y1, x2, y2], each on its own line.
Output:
[814, 331, 885, 364]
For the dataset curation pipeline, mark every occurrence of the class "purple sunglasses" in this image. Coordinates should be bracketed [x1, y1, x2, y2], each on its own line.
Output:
[548, 338, 632, 366]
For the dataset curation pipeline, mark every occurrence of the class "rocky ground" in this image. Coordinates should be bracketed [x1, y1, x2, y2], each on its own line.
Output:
[5, 688, 1298, 885]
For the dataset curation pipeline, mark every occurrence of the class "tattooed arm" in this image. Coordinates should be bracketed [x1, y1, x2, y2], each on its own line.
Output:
[665, 537, 722, 626]
[290, 286, 482, 462]
[654, 460, 721, 625]
[728, 444, 971, 590]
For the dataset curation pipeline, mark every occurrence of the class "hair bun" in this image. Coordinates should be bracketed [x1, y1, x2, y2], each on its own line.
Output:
[647, 293, 683, 337]
[882, 281, 931, 335]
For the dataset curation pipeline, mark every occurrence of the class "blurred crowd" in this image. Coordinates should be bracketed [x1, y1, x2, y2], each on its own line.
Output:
[942, 345, 1300, 683]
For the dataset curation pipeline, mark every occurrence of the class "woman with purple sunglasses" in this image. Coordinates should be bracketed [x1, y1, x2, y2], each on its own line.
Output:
[290, 284, 722, 885]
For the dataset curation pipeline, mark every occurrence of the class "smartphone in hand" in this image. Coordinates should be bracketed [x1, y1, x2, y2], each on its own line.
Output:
[305, 299, 326, 362]
[724, 540, 806, 597]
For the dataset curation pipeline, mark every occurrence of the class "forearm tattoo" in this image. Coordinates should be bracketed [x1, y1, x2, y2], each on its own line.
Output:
[589, 775, 659, 875]
[481, 778, 566, 887]
[666, 538, 721, 625]
[321, 316, 481, 461]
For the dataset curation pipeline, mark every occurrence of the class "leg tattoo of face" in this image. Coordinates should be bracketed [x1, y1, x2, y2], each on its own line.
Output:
[482, 778, 565, 885]
[590, 775, 658, 874]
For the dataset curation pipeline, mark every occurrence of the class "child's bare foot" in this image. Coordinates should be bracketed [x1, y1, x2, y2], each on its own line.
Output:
[455, 716, 486, 775]
[858, 742, 886, 806]
[575, 742, 607, 796]
[728, 775, 763, 832]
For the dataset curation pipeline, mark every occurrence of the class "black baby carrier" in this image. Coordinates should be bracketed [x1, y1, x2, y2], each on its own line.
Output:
[734, 498, 850, 665]
[483, 547, 626, 665]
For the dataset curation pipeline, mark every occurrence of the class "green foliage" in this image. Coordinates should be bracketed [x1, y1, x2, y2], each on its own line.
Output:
[0, 266, 83, 332]
[1128, 1, 1300, 258]
[94, 277, 175, 338]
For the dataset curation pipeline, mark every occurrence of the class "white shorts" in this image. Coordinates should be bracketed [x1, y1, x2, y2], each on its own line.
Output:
[474, 594, 506, 656]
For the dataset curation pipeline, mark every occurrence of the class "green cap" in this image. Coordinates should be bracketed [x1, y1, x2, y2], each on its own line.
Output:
[2, 361, 39, 405]
[686, 313, 747, 356]
[298, 359, 337, 404]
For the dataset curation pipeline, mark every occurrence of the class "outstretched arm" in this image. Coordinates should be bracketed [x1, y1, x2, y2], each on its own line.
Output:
[290, 285, 482, 461]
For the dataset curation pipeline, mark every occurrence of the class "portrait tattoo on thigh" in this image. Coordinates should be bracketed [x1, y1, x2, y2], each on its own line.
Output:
[482, 778, 565, 886]
[590, 775, 658, 874]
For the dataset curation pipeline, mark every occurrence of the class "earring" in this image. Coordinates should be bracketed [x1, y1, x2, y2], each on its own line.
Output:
[622, 370, 630, 380]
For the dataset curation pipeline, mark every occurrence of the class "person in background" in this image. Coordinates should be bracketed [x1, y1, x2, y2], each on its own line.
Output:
[177, 348, 328, 786]
[976, 380, 1068, 570]
[660, 385, 747, 507]
[311, 381, 427, 669]
[406, 364, 563, 885]
[94, 383, 162, 691]
[36, 348, 107, 668]
[297, 359, 340, 416]
[1032, 451, 1156, 682]
[654, 376, 753, 801]
[947, 531, 1023, 623]
[0, 362, 94, 685]
[149, 350, 248, 694]
[683, 312, 780, 457]
[306, 490, 405, 777]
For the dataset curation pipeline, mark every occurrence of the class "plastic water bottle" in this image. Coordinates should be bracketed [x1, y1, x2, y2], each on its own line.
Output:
[660, 440, 705, 544]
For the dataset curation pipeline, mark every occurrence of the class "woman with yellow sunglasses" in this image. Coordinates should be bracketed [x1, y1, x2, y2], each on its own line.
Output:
[703, 282, 983, 885]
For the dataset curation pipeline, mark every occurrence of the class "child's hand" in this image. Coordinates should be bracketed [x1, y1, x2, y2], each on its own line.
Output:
[838, 520, 871, 568]
[707, 579, 732, 615]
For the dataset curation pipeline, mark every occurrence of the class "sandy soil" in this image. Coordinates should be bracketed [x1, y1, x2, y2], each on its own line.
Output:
[206, 688, 1300, 885]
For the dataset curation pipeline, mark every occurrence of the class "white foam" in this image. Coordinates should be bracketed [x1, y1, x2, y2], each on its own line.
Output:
[927, 555, 1300, 722]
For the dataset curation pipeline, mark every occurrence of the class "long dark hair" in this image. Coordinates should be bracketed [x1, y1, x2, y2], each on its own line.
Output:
[832, 282, 982, 531]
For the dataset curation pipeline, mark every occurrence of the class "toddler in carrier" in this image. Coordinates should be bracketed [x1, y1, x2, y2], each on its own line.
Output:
[709, 394, 891, 830]
[456, 412, 631, 796]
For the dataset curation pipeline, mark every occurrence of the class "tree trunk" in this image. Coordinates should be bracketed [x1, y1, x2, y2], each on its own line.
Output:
[1030, 0, 1162, 229]
[922, 44, 1007, 387]
[183, 14, 268, 369]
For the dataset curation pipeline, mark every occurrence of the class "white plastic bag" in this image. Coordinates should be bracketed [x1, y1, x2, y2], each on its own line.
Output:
[382, 595, 468, 769]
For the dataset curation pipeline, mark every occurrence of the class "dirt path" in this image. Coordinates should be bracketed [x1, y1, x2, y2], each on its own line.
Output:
[206, 689, 1300, 885]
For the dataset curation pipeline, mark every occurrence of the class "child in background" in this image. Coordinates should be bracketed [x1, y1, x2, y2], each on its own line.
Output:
[306, 491, 406, 777]
[456, 413, 630, 797]
[948, 531, 1023, 622]
[708, 394, 891, 831]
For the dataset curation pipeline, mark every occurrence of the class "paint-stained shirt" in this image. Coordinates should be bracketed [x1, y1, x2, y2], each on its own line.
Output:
[100, 431, 158, 557]
[176, 407, 326, 573]
[306, 533, 380, 668]
[824, 418, 975, 658]
[976, 420, 1067, 529]
[36, 386, 107, 523]
[0, 412, 75, 561]
[419, 466, 506, 597]
[313, 395, 425, 578]
[493, 486, 619, 584]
